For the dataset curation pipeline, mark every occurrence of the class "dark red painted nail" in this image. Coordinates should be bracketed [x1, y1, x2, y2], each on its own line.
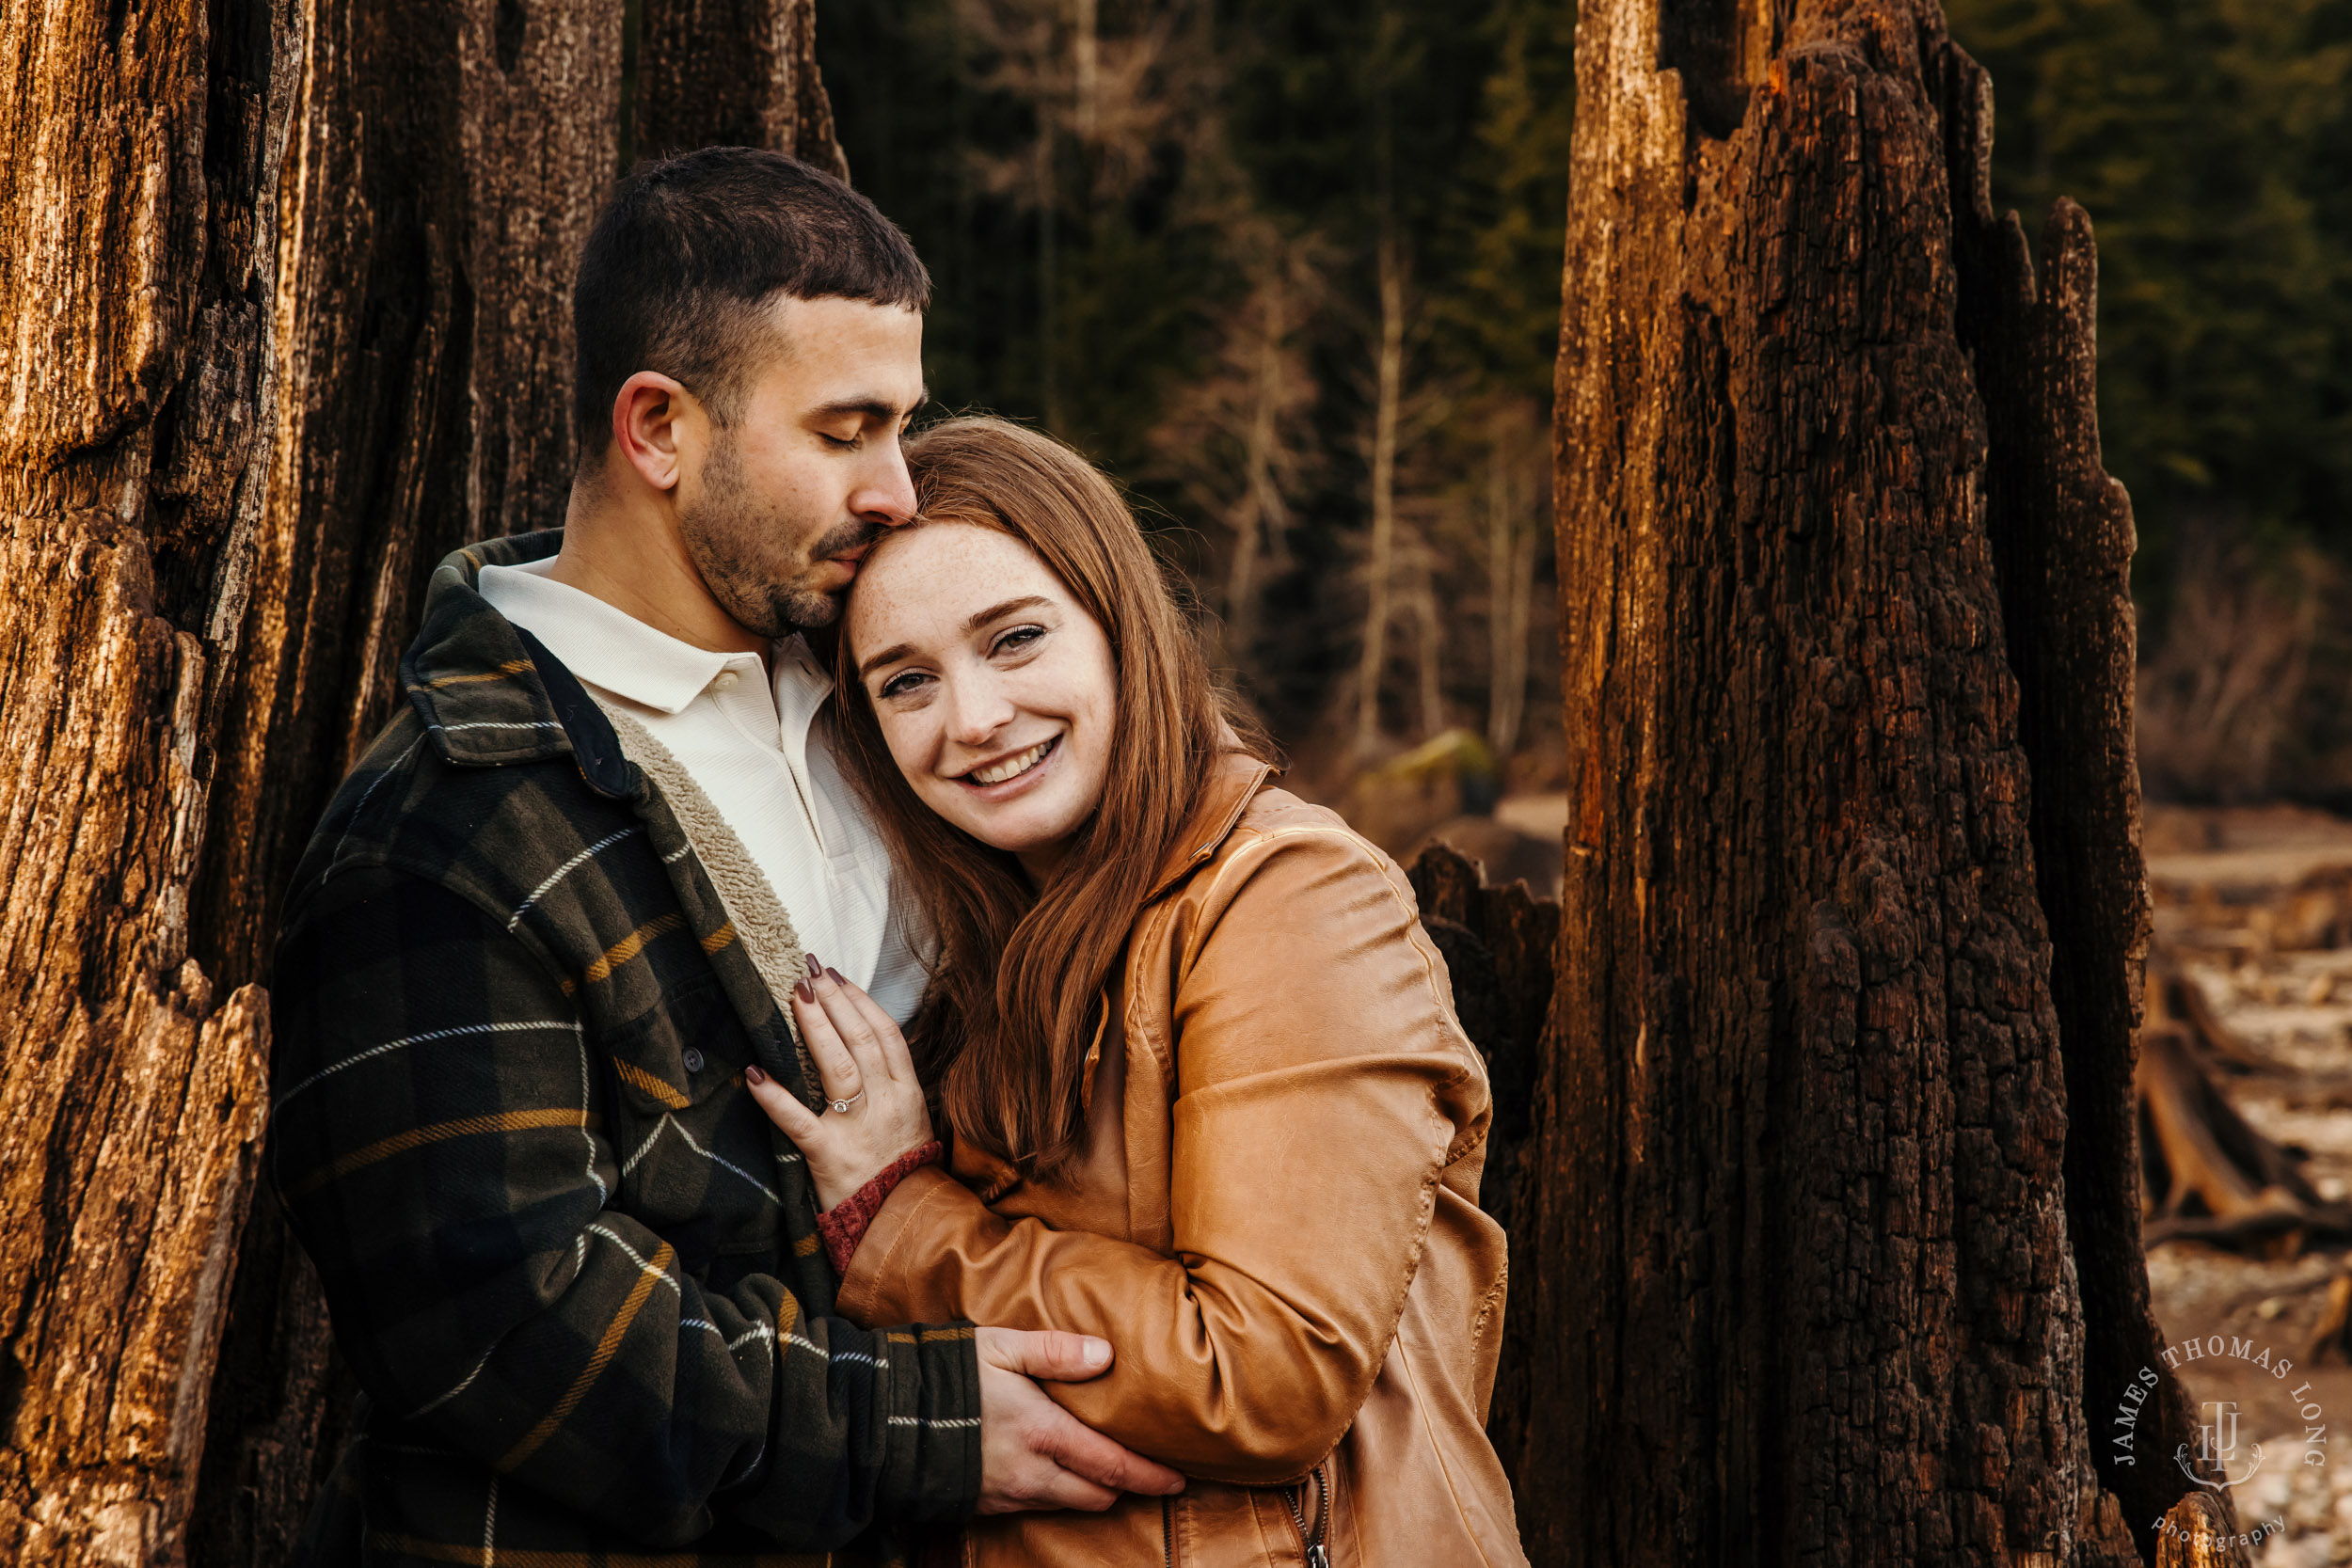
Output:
[745, 1065, 767, 1085]
[794, 977, 814, 1003]
[827, 967, 846, 986]
[804, 953, 822, 978]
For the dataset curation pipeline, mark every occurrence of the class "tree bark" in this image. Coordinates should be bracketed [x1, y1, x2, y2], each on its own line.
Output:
[637, 0, 850, 177]
[0, 4, 846, 1564]
[193, 0, 624, 1000]
[1519, 0, 2163, 1561]
[1950, 87, 2204, 1551]
[2153, 1494, 2256, 1568]
[1405, 841, 1560, 1498]
[0, 0, 299, 1560]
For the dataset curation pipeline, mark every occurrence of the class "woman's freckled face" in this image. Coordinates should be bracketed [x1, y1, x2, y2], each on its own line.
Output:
[847, 523, 1116, 878]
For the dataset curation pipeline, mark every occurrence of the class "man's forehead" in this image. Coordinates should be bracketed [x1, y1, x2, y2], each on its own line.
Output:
[755, 293, 925, 408]
[761, 293, 923, 352]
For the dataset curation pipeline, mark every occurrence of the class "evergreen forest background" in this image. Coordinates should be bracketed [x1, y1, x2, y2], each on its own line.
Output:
[815, 0, 2352, 805]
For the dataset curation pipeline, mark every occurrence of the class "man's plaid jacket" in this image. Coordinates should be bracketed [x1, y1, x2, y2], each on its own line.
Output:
[269, 532, 980, 1567]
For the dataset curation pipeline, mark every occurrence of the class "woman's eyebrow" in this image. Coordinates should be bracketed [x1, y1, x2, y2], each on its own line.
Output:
[857, 641, 918, 678]
[962, 595, 1050, 634]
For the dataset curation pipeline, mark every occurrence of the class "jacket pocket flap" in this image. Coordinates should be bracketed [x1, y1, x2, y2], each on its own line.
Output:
[603, 980, 739, 1114]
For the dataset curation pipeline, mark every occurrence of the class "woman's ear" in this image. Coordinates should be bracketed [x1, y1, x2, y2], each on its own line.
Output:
[611, 371, 699, 493]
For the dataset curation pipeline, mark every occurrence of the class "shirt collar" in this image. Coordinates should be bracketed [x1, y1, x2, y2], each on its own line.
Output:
[768, 635, 835, 777]
[477, 556, 829, 721]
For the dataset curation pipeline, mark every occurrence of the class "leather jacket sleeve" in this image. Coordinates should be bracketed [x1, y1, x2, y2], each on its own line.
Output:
[834, 823, 1493, 1484]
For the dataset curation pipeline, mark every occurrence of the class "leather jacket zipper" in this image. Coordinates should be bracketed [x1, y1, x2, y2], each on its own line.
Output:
[1283, 1464, 1330, 1568]
[1162, 1493, 1176, 1568]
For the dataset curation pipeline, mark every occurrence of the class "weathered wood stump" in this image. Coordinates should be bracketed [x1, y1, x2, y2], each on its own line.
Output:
[2152, 1492, 2259, 1568]
[1518, 0, 2205, 1555]
[1406, 840, 1561, 1506]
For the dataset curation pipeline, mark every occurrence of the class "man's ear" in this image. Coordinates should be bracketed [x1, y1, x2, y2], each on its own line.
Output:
[611, 372, 699, 494]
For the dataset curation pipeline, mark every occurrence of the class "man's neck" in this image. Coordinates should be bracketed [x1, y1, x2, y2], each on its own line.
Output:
[548, 479, 769, 662]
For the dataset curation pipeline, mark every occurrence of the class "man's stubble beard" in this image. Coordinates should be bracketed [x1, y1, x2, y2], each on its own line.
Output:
[677, 431, 889, 637]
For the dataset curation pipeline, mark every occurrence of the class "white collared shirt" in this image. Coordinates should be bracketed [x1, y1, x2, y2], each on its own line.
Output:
[477, 557, 930, 1024]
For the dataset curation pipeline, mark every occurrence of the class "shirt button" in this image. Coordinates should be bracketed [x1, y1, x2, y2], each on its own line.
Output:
[682, 1048, 706, 1073]
[709, 672, 739, 693]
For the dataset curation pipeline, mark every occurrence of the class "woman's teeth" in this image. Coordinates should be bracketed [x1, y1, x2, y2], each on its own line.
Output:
[970, 738, 1054, 785]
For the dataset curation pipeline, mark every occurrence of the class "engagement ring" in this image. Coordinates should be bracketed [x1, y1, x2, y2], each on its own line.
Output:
[830, 1090, 865, 1114]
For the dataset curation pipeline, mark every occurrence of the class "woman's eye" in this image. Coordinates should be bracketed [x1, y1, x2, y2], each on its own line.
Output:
[993, 626, 1044, 657]
[821, 432, 861, 451]
[877, 670, 930, 699]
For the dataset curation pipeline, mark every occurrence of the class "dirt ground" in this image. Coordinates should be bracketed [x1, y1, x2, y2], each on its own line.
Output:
[2142, 804, 2352, 1564]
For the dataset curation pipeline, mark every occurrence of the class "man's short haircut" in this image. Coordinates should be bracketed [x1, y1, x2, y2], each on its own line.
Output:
[572, 146, 931, 455]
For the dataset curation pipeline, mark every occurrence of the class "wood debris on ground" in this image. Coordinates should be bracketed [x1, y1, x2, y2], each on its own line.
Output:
[2140, 803, 2352, 1565]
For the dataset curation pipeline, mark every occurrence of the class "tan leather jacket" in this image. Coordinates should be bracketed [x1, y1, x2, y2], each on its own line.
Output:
[837, 758, 1528, 1567]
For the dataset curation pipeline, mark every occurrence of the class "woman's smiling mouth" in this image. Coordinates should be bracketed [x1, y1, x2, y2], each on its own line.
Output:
[961, 736, 1059, 788]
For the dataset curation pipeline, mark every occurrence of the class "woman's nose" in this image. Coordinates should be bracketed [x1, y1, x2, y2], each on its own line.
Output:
[945, 675, 1015, 748]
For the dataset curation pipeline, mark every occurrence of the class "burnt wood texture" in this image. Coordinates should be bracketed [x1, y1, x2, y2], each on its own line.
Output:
[638, 0, 850, 177]
[0, 0, 298, 1559]
[1519, 0, 2200, 1561]
[1406, 842, 1562, 1510]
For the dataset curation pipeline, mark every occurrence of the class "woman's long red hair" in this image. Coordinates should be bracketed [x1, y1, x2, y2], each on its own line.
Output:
[831, 416, 1265, 1180]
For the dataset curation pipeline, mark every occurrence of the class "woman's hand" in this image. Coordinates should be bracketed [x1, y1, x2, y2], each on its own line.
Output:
[744, 957, 934, 1212]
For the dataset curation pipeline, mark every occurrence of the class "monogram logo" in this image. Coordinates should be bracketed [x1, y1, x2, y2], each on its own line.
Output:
[2177, 1399, 2265, 1489]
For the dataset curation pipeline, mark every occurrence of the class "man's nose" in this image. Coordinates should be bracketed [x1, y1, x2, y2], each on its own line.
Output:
[850, 439, 918, 527]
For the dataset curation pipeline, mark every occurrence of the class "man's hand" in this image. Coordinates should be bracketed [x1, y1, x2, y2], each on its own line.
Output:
[976, 1327, 1185, 1514]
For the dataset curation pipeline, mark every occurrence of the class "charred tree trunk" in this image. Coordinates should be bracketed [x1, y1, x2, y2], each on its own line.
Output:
[1518, 0, 2179, 1561]
[1405, 843, 1560, 1503]
[637, 0, 850, 176]
[1953, 106, 2203, 1559]
[0, 1, 299, 1560]
[3, 6, 843, 1565]
[192, 0, 624, 1020]
[1407, 843, 1561, 1240]
[2151, 1494, 2253, 1568]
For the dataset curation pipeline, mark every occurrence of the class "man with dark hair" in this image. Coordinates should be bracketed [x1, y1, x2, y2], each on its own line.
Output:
[268, 148, 1181, 1567]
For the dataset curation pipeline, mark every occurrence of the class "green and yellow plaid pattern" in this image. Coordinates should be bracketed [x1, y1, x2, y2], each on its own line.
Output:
[270, 534, 978, 1568]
